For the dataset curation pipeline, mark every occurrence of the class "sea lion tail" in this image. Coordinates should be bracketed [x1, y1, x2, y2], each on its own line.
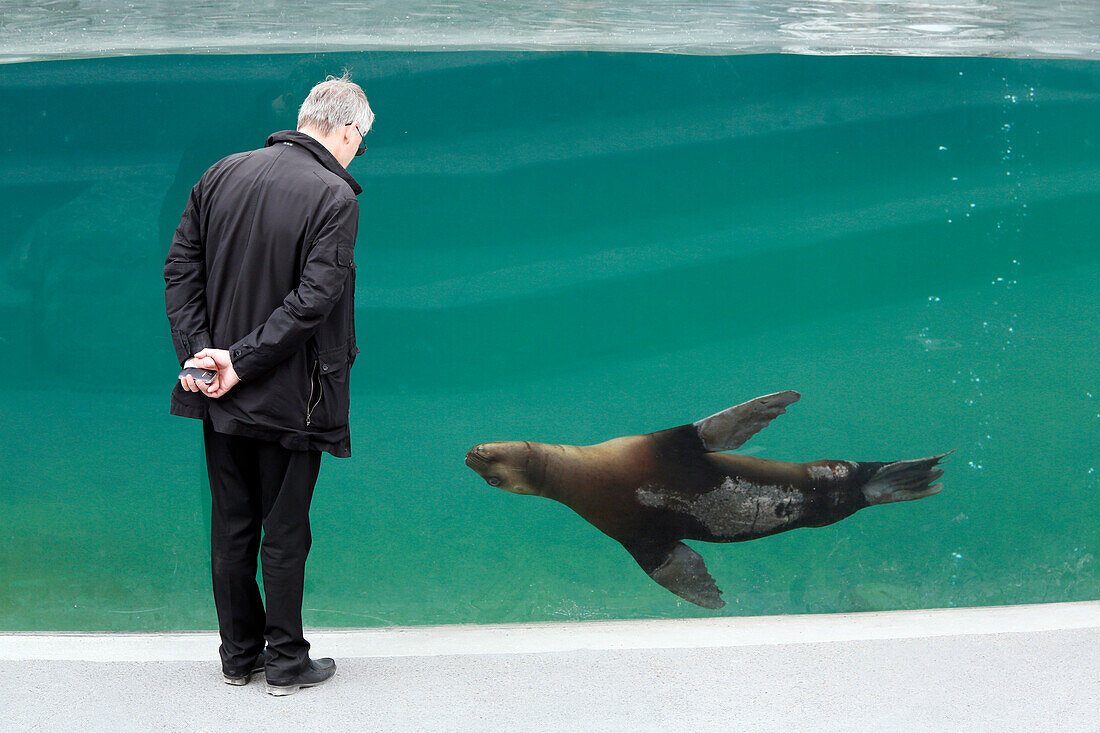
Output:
[861, 452, 952, 505]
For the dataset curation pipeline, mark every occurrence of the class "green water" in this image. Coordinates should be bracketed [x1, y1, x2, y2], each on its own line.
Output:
[0, 52, 1096, 631]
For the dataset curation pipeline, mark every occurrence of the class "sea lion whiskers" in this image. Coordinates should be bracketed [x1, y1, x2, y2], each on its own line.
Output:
[464, 441, 545, 496]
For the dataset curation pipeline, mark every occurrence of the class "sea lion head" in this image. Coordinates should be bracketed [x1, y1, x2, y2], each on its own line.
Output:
[464, 442, 543, 496]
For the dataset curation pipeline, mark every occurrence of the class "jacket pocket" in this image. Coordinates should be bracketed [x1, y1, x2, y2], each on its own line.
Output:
[305, 344, 353, 431]
[337, 241, 354, 268]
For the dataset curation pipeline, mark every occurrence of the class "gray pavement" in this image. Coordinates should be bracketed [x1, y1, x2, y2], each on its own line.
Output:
[7, 623, 1098, 732]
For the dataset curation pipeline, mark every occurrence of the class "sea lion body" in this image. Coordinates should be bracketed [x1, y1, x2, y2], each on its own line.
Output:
[466, 392, 947, 609]
[534, 434, 873, 544]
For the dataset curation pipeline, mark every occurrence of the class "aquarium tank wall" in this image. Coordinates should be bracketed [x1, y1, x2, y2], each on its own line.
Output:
[0, 2, 1096, 630]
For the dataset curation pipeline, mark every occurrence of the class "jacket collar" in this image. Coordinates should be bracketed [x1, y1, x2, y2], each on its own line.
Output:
[265, 130, 363, 195]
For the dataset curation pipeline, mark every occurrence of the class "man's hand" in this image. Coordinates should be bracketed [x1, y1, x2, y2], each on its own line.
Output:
[180, 354, 219, 394]
[190, 348, 241, 399]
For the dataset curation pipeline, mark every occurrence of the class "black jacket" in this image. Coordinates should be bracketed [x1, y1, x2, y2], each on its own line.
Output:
[164, 130, 362, 457]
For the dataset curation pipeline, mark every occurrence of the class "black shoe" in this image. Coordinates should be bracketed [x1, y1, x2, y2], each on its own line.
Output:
[265, 658, 337, 696]
[222, 649, 269, 686]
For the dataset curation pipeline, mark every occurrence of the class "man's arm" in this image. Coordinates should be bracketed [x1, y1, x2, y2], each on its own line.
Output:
[228, 196, 359, 381]
[164, 181, 214, 366]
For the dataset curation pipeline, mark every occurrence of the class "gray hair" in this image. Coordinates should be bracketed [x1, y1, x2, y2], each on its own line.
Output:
[297, 72, 374, 137]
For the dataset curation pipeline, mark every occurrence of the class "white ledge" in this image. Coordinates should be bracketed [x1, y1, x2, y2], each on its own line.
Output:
[1, 600, 1096, 662]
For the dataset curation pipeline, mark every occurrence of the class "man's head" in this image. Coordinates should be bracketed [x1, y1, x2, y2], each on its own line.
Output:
[297, 72, 374, 168]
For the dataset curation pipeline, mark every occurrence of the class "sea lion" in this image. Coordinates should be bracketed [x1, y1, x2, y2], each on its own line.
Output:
[465, 391, 948, 609]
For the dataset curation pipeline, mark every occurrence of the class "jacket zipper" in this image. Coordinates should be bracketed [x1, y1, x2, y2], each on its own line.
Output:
[305, 360, 322, 427]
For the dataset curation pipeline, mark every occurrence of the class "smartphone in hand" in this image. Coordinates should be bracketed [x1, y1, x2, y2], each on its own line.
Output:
[179, 366, 217, 384]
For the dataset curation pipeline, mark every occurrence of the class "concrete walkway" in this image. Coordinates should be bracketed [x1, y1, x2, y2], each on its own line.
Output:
[4, 602, 1098, 732]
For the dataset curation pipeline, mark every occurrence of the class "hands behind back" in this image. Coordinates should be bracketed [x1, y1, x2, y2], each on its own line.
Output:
[181, 348, 241, 399]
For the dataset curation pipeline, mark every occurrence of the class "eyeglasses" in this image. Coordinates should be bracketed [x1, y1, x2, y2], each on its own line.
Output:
[347, 122, 368, 156]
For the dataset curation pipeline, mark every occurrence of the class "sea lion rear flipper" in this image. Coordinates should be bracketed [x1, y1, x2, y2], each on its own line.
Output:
[626, 541, 725, 609]
[692, 391, 801, 452]
[862, 452, 952, 505]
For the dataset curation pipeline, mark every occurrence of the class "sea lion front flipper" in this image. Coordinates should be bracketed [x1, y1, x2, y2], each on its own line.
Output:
[693, 391, 801, 452]
[625, 541, 725, 609]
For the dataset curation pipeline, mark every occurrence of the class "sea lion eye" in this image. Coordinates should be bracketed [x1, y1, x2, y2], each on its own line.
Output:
[487, 477, 501, 487]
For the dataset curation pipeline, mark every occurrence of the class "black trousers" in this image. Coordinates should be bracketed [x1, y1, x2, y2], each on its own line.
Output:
[203, 423, 322, 676]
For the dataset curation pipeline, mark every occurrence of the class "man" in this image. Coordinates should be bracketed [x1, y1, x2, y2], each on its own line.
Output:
[164, 74, 372, 696]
